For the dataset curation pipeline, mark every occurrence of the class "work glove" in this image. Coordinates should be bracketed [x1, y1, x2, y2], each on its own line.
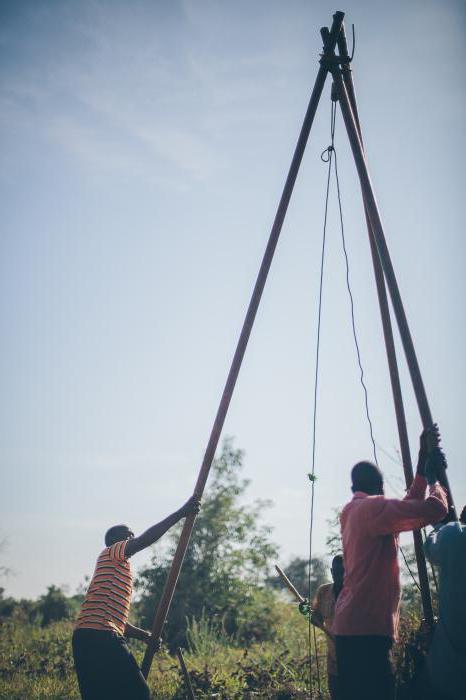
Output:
[180, 495, 202, 517]
[425, 446, 447, 485]
[417, 424, 441, 476]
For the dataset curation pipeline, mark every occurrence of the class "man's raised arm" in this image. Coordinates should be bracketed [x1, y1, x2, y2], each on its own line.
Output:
[405, 424, 444, 501]
[372, 484, 447, 536]
[125, 495, 201, 557]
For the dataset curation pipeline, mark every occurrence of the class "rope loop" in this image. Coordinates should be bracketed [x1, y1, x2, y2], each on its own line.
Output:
[320, 145, 334, 163]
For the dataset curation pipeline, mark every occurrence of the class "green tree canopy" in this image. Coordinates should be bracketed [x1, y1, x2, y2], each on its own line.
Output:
[36, 585, 75, 626]
[135, 439, 280, 649]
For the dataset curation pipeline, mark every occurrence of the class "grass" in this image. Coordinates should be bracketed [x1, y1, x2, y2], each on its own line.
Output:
[0, 604, 330, 699]
[0, 604, 424, 699]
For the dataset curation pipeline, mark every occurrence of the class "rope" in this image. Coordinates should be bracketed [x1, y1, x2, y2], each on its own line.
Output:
[331, 103, 426, 597]
[331, 123, 378, 466]
[309, 97, 378, 699]
[330, 104, 426, 597]
[309, 90, 425, 697]
[307, 98, 335, 700]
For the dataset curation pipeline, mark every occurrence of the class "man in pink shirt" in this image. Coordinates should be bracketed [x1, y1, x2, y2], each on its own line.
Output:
[332, 428, 448, 700]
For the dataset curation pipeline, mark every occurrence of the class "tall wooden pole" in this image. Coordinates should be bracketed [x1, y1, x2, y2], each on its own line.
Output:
[327, 45, 456, 520]
[333, 22, 434, 626]
[141, 11, 346, 678]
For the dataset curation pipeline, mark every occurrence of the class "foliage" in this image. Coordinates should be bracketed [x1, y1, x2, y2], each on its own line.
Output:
[0, 619, 78, 699]
[36, 586, 79, 627]
[186, 610, 234, 656]
[0, 609, 330, 699]
[0, 537, 12, 580]
[0, 606, 434, 699]
[325, 509, 342, 558]
[0, 588, 17, 619]
[399, 543, 439, 617]
[0, 586, 81, 628]
[135, 438, 280, 649]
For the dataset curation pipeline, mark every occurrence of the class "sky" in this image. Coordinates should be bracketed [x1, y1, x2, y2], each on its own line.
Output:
[1, 0, 465, 600]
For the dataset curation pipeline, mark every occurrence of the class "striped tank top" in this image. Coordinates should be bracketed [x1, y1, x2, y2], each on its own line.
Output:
[75, 540, 132, 636]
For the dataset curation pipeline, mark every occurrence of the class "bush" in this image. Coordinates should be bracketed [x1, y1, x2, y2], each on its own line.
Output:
[135, 439, 280, 650]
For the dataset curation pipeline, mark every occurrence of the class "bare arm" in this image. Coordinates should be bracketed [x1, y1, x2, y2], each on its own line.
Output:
[310, 588, 334, 641]
[311, 587, 324, 628]
[125, 495, 201, 557]
[382, 425, 448, 532]
[124, 622, 151, 642]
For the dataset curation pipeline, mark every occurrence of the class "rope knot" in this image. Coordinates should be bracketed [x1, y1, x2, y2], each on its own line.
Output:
[320, 145, 334, 162]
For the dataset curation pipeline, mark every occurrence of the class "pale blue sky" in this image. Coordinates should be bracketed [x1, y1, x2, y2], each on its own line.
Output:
[1, 0, 465, 598]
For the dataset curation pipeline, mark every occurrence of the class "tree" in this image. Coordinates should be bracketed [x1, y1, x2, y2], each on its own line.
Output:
[0, 587, 17, 618]
[0, 537, 12, 579]
[134, 438, 279, 649]
[325, 508, 342, 558]
[36, 585, 74, 626]
[399, 544, 439, 616]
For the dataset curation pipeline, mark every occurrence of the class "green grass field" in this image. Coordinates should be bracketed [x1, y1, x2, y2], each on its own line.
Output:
[0, 607, 332, 699]
[0, 604, 426, 699]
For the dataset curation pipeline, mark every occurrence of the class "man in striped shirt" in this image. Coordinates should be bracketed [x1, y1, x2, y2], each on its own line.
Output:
[72, 495, 200, 700]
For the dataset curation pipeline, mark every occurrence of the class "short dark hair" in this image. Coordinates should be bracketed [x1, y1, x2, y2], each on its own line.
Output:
[105, 524, 131, 547]
[351, 461, 383, 494]
[332, 554, 344, 567]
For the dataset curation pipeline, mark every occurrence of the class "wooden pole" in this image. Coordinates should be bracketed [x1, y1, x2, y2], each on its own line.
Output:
[327, 52, 456, 521]
[140, 11, 346, 678]
[176, 648, 196, 700]
[333, 21, 434, 627]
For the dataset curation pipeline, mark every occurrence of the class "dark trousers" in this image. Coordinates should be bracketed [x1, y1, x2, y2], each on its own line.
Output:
[72, 628, 150, 700]
[328, 673, 341, 700]
[335, 635, 395, 700]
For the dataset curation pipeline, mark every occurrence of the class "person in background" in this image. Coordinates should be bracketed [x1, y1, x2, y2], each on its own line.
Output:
[424, 499, 466, 700]
[311, 555, 344, 700]
[72, 495, 201, 700]
[332, 426, 448, 700]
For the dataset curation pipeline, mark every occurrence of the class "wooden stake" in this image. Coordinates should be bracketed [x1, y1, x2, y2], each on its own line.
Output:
[176, 648, 196, 700]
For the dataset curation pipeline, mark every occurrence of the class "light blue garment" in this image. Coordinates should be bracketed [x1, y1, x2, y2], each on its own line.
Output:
[424, 521, 466, 700]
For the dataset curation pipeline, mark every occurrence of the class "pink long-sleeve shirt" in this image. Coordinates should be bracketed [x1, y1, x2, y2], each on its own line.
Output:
[332, 474, 447, 639]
